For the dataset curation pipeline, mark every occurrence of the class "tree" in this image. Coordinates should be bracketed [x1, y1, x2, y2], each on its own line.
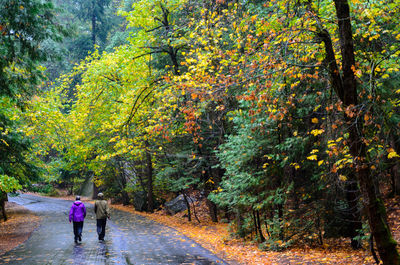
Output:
[161, 0, 400, 260]
[316, 1, 400, 263]
[71, 0, 112, 47]
[0, 0, 63, 98]
[0, 0, 64, 220]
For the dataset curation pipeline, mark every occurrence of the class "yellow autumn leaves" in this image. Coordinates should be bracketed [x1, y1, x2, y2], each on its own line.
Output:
[388, 148, 400, 159]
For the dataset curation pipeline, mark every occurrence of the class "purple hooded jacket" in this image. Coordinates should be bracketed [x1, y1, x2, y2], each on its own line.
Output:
[69, 201, 86, 222]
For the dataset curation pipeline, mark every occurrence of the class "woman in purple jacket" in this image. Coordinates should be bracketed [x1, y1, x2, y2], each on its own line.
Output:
[69, 196, 86, 243]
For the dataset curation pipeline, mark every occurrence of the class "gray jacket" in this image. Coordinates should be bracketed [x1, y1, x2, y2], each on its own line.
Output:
[94, 200, 110, 219]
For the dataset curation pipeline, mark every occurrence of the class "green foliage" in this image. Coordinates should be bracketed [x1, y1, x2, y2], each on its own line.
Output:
[0, 97, 40, 191]
[0, 0, 64, 98]
[0, 0, 64, 194]
[0, 175, 22, 193]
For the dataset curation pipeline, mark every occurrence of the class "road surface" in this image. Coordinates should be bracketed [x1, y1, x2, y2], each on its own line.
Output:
[0, 193, 228, 265]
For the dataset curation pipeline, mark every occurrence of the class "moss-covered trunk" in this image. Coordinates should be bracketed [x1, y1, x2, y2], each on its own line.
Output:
[358, 166, 399, 264]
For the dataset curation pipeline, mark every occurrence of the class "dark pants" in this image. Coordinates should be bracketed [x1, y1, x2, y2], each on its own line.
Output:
[96, 218, 107, 240]
[73, 221, 83, 241]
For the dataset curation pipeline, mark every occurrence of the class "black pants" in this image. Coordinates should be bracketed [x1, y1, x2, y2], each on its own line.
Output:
[96, 218, 107, 240]
[73, 221, 83, 241]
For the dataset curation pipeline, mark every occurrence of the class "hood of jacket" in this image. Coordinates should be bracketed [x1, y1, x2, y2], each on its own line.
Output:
[74, 201, 83, 206]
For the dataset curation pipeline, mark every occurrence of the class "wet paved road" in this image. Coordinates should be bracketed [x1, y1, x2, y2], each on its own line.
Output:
[0, 194, 228, 265]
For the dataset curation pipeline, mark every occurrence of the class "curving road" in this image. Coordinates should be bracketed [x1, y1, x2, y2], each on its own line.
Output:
[0, 194, 228, 265]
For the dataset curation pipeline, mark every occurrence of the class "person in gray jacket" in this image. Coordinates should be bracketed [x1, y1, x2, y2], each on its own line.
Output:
[94, 193, 110, 241]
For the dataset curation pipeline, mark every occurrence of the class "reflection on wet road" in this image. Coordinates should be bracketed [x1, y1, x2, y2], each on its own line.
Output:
[0, 194, 227, 265]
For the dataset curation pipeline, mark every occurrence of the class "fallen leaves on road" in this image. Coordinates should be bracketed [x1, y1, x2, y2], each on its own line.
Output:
[0, 202, 41, 255]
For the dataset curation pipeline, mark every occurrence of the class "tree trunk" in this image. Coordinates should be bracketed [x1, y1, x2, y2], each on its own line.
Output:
[183, 192, 191, 222]
[390, 138, 400, 196]
[168, 46, 180, 76]
[206, 197, 218, 222]
[188, 196, 201, 223]
[201, 165, 218, 222]
[278, 203, 284, 240]
[69, 181, 74, 196]
[316, 213, 323, 245]
[391, 164, 400, 196]
[119, 173, 130, 205]
[117, 160, 130, 205]
[0, 192, 7, 221]
[370, 235, 381, 265]
[119, 171, 130, 205]
[317, 1, 400, 263]
[236, 209, 245, 238]
[360, 167, 399, 264]
[256, 210, 265, 242]
[93, 182, 99, 199]
[252, 211, 257, 240]
[145, 140, 154, 212]
[91, 0, 96, 46]
[345, 179, 362, 249]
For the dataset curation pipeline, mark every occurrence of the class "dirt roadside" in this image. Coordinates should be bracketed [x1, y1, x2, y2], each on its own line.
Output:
[0, 201, 41, 255]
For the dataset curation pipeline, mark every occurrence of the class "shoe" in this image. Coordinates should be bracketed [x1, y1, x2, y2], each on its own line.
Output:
[79, 235, 82, 242]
